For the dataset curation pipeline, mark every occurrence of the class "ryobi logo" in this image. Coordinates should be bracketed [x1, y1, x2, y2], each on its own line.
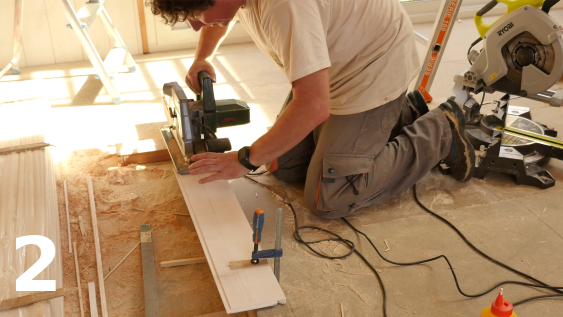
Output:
[497, 22, 514, 37]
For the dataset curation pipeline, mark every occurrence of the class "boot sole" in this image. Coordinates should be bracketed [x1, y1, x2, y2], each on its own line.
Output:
[442, 100, 476, 182]
[407, 90, 429, 119]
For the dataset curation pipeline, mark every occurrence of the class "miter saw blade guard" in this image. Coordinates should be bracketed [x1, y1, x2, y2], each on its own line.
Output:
[160, 72, 251, 174]
[466, 1, 563, 97]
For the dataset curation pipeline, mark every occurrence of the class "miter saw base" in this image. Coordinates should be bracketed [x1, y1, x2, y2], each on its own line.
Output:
[438, 0, 563, 189]
[440, 94, 563, 189]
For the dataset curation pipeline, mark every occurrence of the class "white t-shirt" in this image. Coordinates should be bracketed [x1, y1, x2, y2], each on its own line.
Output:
[236, 0, 421, 115]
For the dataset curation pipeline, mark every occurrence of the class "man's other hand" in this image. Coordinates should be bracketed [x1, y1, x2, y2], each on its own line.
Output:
[189, 151, 250, 184]
[186, 60, 216, 94]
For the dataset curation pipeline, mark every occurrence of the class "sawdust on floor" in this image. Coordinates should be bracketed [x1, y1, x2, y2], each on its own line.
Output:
[55, 148, 247, 317]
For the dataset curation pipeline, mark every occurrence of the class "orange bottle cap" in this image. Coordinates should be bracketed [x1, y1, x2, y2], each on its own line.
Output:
[491, 288, 514, 317]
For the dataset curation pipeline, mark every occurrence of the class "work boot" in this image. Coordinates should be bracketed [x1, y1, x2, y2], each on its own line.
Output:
[406, 90, 429, 120]
[439, 99, 475, 182]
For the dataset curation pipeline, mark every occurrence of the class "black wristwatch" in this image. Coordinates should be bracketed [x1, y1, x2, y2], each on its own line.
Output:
[238, 146, 259, 171]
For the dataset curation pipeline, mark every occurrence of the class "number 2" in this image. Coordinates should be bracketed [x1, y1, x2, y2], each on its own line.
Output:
[16, 235, 56, 292]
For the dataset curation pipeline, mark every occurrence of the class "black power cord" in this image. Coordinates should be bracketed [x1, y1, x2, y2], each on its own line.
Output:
[244, 175, 389, 312]
[191, 119, 217, 139]
[244, 175, 563, 316]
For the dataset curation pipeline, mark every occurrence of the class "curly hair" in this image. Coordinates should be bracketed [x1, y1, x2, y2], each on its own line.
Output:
[146, 0, 216, 25]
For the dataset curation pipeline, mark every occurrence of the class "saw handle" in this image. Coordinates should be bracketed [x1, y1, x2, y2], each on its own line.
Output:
[476, 0, 499, 17]
[198, 71, 212, 92]
[542, 0, 559, 13]
[197, 71, 216, 113]
[474, 0, 545, 38]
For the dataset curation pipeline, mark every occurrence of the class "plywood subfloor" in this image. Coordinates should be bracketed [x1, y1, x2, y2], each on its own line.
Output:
[55, 150, 249, 317]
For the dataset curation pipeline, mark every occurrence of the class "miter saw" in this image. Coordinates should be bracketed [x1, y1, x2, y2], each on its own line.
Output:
[160, 72, 250, 174]
[442, 0, 563, 188]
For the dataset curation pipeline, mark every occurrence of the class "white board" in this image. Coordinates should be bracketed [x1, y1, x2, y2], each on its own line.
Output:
[0, 91, 63, 317]
[175, 173, 285, 313]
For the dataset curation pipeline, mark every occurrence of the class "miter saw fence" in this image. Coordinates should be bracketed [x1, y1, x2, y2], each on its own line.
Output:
[160, 72, 250, 174]
[441, 0, 563, 188]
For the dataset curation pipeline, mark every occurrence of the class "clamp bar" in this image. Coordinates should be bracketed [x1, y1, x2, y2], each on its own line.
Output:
[274, 208, 282, 282]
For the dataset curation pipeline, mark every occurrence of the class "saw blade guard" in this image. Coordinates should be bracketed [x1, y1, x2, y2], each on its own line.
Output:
[470, 4, 563, 95]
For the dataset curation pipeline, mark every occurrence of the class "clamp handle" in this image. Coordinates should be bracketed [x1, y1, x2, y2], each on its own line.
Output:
[252, 209, 265, 246]
[251, 209, 265, 264]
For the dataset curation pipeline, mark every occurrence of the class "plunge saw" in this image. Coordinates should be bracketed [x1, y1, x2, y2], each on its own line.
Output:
[160, 72, 251, 174]
[443, 0, 563, 188]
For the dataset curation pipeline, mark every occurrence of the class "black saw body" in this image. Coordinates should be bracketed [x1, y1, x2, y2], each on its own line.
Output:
[160, 72, 250, 174]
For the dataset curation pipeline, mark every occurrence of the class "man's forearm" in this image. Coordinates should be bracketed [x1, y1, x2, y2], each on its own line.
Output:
[249, 98, 329, 167]
[195, 22, 236, 61]
[249, 68, 330, 167]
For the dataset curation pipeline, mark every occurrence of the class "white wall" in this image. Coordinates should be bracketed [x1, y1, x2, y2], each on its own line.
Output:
[4, 0, 563, 69]
[144, 17, 252, 54]
[0, 0, 252, 68]
[0, 0, 143, 68]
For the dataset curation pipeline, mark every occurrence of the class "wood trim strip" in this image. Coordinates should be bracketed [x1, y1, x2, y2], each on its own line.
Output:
[0, 142, 51, 155]
[86, 176, 109, 317]
[87, 282, 98, 317]
[104, 242, 140, 280]
[160, 257, 207, 268]
[73, 242, 86, 317]
[64, 181, 72, 254]
[0, 288, 77, 311]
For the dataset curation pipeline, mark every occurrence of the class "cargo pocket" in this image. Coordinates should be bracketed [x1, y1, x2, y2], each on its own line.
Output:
[316, 153, 376, 212]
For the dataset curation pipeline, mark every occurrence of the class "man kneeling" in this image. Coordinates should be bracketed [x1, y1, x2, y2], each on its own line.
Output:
[148, 0, 476, 219]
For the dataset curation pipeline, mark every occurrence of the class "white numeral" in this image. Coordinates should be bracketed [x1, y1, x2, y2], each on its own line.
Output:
[16, 235, 56, 292]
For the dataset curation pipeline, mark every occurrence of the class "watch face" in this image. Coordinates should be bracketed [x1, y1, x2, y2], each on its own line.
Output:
[238, 147, 246, 161]
[239, 146, 250, 163]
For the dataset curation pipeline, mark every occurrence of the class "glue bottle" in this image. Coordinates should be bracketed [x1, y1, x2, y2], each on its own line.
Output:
[481, 288, 518, 317]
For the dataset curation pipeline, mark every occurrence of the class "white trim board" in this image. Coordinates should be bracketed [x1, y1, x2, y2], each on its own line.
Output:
[174, 173, 285, 314]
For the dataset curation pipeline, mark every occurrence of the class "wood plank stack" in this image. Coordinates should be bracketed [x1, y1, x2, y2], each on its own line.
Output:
[0, 94, 63, 316]
[175, 173, 286, 313]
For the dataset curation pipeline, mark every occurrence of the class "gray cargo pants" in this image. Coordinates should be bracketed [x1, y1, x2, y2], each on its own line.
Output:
[269, 91, 452, 219]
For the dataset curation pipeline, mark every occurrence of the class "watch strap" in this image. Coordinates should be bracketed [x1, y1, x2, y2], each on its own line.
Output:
[238, 146, 259, 171]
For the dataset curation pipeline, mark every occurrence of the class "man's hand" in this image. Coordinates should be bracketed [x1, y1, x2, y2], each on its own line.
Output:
[189, 151, 250, 184]
[186, 59, 216, 94]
